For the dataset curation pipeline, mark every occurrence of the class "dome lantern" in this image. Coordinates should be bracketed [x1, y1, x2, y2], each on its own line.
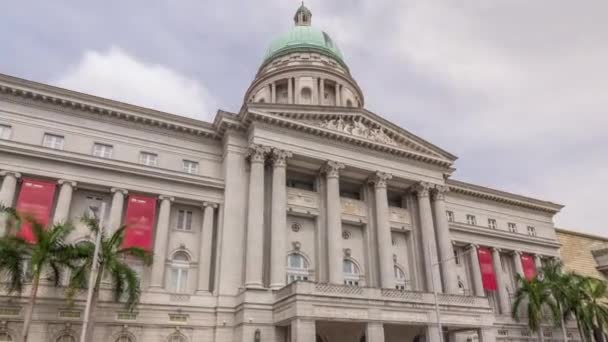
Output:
[294, 2, 312, 26]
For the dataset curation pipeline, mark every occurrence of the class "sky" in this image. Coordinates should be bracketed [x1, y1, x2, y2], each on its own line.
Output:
[1, 1, 607, 235]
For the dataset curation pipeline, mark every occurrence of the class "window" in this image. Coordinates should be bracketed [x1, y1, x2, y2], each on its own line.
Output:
[0, 124, 11, 140]
[527, 226, 536, 237]
[394, 265, 407, 290]
[457, 276, 466, 295]
[0, 332, 12, 341]
[139, 152, 158, 166]
[286, 253, 309, 283]
[454, 249, 460, 265]
[56, 335, 76, 342]
[84, 195, 110, 222]
[182, 160, 198, 174]
[115, 336, 132, 342]
[446, 211, 454, 222]
[176, 210, 193, 231]
[343, 259, 360, 286]
[488, 218, 497, 229]
[42, 133, 64, 150]
[466, 214, 476, 226]
[301, 87, 312, 104]
[92, 143, 113, 158]
[508, 222, 517, 233]
[169, 251, 190, 293]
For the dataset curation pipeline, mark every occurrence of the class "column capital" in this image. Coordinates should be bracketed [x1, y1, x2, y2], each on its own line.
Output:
[413, 182, 433, 198]
[467, 243, 479, 250]
[158, 195, 175, 202]
[513, 250, 522, 256]
[247, 144, 270, 164]
[320, 160, 345, 179]
[491, 247, 501, 253]
[202, 201, 218, 209]
[271, 148, 293, 167]
[431, 184, 450, 201]
[57, 179, 77, 188]
[110, 187, 128, 195]
[0, 170, 21, 178]
[368, 171, 392, 189]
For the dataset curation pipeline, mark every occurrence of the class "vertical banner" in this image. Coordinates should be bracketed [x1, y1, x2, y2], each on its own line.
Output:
[521, 253, 537, 280]
[16, 178, 57, 243]
[478, 247, 497, 290]
[123, 195, 156, 250]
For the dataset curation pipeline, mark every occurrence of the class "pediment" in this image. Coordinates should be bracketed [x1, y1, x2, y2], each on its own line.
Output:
[244, 105, 457, 168]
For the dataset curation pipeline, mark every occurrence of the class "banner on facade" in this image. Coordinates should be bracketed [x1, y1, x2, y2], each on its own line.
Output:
[15, 178, 57, 243]
[477, 247, 497, 291]
[521, 253, 536, 280]
[123, 194, 156, 250]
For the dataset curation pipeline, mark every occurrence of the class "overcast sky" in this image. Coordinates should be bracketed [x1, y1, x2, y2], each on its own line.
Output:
[1, 1, 607, 235]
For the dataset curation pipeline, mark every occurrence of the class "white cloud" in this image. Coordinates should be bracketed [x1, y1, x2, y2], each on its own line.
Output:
[54, 47, 216, 120]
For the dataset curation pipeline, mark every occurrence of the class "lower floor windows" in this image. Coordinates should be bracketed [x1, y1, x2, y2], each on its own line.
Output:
[343, 258, 361, 286]
[168, 251, 190, 293]
[287, 253, 310, 284]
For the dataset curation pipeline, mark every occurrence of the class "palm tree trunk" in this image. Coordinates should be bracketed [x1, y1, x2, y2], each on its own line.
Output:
[85, 270, 104, 340]
[537, 329, 545, 342]
[559, 302, 568, 342]
[21, 274, 41, 342]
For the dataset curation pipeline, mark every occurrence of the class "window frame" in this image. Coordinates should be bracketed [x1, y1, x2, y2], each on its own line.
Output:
[488, 218, 497, 229]
[168, 251, 190, 294]
[0, 124, 12, 140]
[446, 210, 454, 222]
[286, 253, 310, 283]
[92, 143, 113, 159]
[182, 160, 199, 174]
[176, 209, 193, 231]
[139, 152, 158, 167]
[343, 259, 361, 286]
[527, 226, 536, 237]
[466, 214, 477, 226]
[42, 133, 65, 150]
[508, 222, 518, 233]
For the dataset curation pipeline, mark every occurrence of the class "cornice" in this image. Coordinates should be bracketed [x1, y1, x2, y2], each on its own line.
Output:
[0, 141, 225, 190]
[447, 179, 564, 214]
[556, 228, 608, 242]
[450, 222, 562, 250]
[0, 73, 220, 140]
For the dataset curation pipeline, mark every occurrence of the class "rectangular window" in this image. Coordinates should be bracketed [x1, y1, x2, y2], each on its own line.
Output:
[139, 152, 158, 166]
[84, 195, 110, 221]
[527, 226, 536, 237]
[176, 210, 193, 231]
[466, 214, 476, 226]
[0, 124, 12, 139]
[508, 222, 517, 233]
[454, 249, 461, 265]
[488, 218, 497, 229]
[42, 133, 64, 150]
[446, 211, 454, 222]
[92, 143, 113, 158]
[182, 160, 199, 174]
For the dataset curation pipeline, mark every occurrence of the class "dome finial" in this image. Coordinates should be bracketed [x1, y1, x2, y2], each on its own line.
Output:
[294, 2, 312, 26]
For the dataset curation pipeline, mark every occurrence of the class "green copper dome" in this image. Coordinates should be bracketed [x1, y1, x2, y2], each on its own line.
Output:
[263, 4, 345, 66]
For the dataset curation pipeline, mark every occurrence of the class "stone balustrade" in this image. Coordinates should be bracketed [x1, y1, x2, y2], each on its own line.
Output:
[389, 206, 412, 226]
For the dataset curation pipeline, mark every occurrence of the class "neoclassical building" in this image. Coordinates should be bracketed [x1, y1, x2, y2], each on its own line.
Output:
[0, 5, 574, 342]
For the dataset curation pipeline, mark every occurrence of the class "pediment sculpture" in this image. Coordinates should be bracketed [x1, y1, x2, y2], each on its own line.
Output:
[317, 117, 397, 146]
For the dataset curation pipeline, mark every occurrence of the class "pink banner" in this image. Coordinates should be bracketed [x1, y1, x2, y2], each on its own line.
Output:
[478, 247, 497, 291]
[122, 195, 156, 250]
[521, 253, 537, 280]
[16, 178, 56, 243]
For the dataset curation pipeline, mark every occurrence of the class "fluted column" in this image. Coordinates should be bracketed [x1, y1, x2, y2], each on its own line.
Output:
[53, 180, 77, 223]
[468, 244, 485, 296]
[492, 247, 510, 314]
[0, 171, 21, 236]
[432, 185, 458, 294]
[322, 161, 345, 284]
[414, 182, 442, 292]
[270, 149, 292, 289]
[369, 172, 394, 289]
[366, 322, 385, 342]
[150, 195, 174, 289]
[109, 188, 128, 231]
[245, 144, 269, 288]
[197, 202, 217, 293]
[513, 251, 524, 278]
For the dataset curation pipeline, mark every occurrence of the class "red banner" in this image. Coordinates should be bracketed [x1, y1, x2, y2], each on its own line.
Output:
[478, 247, 497, 291]
[16, 178, 56, 243]
[123, 195, 156, 250]
[521, 253, 536, 280]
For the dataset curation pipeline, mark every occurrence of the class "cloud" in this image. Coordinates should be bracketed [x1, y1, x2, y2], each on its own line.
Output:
[54, 47, 216, 120]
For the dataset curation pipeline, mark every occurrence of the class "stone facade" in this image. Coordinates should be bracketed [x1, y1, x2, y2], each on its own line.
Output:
[557, 229, 608, 280]
[0, 5, 581, 342]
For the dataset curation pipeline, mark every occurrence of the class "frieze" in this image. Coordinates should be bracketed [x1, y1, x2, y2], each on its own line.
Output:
[317, 117, 398, 146]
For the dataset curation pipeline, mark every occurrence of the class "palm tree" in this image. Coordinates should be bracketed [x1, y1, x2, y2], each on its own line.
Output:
[68, 215, 152, 339]
[0, 205, 82, 342]
[512, 274, 559, 342]
[574, 276, 608, 342]
[541, 261, 574, 342]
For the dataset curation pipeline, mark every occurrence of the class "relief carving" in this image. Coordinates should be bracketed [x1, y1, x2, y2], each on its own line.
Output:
[318, 117, 397, 146]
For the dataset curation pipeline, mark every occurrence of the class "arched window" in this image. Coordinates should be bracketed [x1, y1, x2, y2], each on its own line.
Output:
[346, 99, 353, 107]
[169, 251, 190, 293]
[168, 333, 186, 342]
[0, 333, 12, 341]
[287, 253, 309, 283]
[56, 335, 76, 342]
[394, 265, 407, 290]
[301, 87, 312, 104]
[343, 259, 360, 286]
[115, 335, 133, 342]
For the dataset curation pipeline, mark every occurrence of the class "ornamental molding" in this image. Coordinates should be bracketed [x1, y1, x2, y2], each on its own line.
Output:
[432, 184, 450, 201]
[320, 160, 345, 178]
[413, 182, 434, 198]
[318, 117, 397, 146]
[368, 171, 392, 189]
[246, 144, 271, 163]
[271, 148, 293, 167]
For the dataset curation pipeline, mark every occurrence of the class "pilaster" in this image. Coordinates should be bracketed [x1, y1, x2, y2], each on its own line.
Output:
[321, 160, 345, 284]
[270, 148, 292, 289]
[432, 184, 458, 294]
[368, 171, 394, 289]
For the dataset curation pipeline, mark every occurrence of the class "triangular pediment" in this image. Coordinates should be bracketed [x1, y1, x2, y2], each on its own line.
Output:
[244, 104, 457, 168]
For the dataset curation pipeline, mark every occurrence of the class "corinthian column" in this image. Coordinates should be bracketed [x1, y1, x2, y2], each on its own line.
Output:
[432, 185, 458, 294]
[245, 144, 270, 288]
[150, 195, 174, 289]
[0, 171, 21, 236]
[197, 202, 217, 293]
[109, 188, 128, 231]
[53, 180, 77, 224]
[513, 251, 524, 279]
[369, 172, 394, 289]
[270, 149, 292, 289]
[492, 247, 510, 314]
[468, 244, 485, 296]
[321, 160, 345, 284]
[414, 182, 442, 292]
